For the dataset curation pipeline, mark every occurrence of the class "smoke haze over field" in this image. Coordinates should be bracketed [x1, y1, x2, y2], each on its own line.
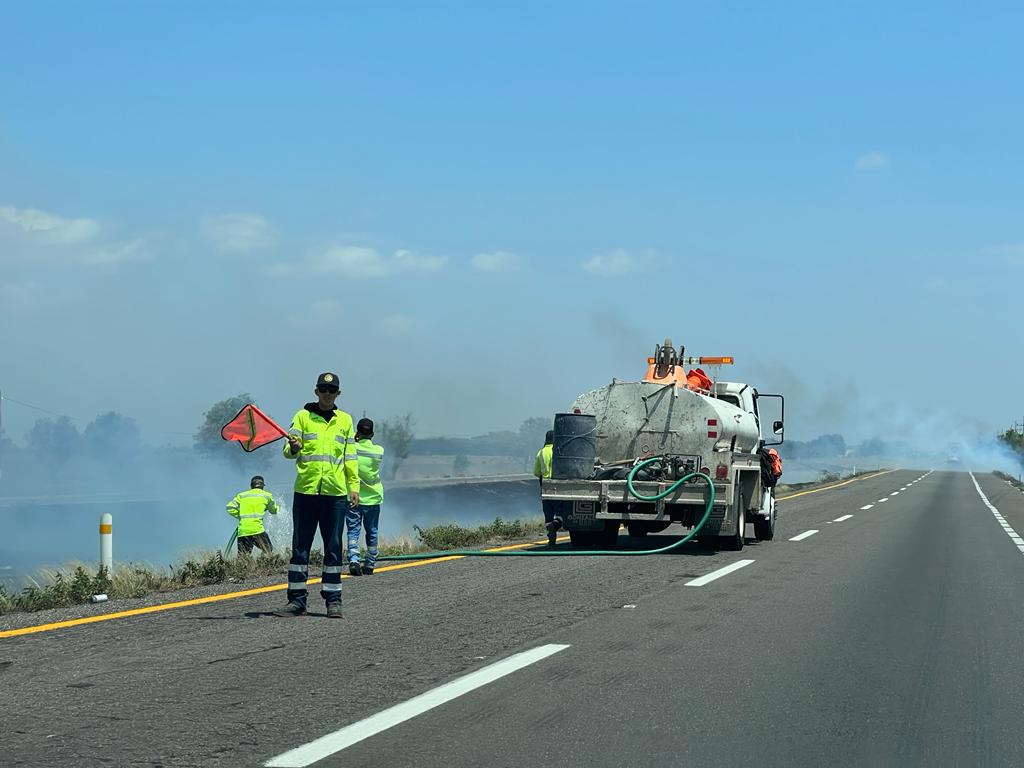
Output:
[2, 3, 1024, 451]
[2, 4, 1024, 579]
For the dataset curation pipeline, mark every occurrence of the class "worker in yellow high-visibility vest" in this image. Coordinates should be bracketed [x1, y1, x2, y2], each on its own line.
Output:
[345, 417, 385, 575]
[534, 430, 561, 545]
[226, 475, 278, 554]
[279, 372, 359, 619]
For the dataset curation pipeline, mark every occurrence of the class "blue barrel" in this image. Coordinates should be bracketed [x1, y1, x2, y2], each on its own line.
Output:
[552, 413, 597, 479]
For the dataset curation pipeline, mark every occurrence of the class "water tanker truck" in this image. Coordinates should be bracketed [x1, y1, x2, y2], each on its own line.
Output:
[542, 339, 785, 550]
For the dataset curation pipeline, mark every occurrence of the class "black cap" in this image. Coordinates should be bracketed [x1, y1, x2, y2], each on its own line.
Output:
[545, 430, 554, 444]
[316, 372, 340, 390]
[250, 475, 265, 488]
[357, 418, 374, 435]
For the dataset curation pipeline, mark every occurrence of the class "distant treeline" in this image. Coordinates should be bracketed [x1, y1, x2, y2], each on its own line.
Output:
[776, 434, 910, 459]
[411, 431, 531, 457]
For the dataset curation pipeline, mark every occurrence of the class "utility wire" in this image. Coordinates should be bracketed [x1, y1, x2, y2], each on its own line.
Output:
[0, 393, 191, 436]
[0, 393, 80, 420]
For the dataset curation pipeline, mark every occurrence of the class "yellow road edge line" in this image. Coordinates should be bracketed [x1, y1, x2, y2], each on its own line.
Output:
[777, 469, 896, 501]
[0, 536, 565, 639]
[5, 472, 897, 640]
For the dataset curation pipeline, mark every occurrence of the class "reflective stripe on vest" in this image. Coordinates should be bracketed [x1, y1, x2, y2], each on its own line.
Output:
[285, 407, 359, 496]
[355, 439, 385, 505]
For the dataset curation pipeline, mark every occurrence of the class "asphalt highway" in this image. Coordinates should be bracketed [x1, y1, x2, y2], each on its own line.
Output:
[3, 470, 1024, 767]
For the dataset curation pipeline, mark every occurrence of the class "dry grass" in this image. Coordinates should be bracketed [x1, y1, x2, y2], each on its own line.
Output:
[0, 516, 545, 615]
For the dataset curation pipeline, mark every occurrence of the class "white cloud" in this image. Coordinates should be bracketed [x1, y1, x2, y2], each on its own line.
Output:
[201, 213, 275, 253]
[382, 314, 414, 334]
[471, 251, 520, 271]
[81, 238, 149, 266]
[309, 300, 343, 321]
[393, 249, 447, 272]
[314, 246, 391, 277]
[855, 151, 889, 171]
[0, 205, 101, 244]
[582, 249, 636, 277]
[312, 246, 447, 277]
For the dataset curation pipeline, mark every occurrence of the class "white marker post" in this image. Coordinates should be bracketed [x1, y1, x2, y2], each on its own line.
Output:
[100, 513, 113, 572]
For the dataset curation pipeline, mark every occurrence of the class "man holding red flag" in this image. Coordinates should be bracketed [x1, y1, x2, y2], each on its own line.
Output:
[279, 372, 359, 618]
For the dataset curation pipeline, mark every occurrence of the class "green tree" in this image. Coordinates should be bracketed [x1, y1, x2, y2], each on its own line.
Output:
[378, 413, 415, 480]
[998, 425, 1024, 463]
[26, 416, 83, 463]
[194, 394, 272, 472]
[83, 412, 141, 457]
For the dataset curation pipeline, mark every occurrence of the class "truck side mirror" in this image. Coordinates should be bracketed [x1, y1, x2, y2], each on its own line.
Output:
[773, 420, 784, 435]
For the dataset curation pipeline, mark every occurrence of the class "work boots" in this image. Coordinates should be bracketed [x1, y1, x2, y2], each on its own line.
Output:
[326, 602, 344, 619]
[546, 515, 564, 546]
[348, 561, 362, 576]
[279, 601, 306, 617]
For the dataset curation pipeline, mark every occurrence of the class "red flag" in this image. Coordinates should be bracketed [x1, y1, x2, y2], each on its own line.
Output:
[221, 404, 288, 452]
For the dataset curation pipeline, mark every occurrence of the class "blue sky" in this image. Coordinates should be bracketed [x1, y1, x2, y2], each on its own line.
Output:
[1, 1, 1021, 446]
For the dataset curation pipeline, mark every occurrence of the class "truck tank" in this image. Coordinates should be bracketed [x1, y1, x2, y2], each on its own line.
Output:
[572, 380, 760, 470]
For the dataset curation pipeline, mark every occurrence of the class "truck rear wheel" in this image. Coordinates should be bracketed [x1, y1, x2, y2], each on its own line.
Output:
[569, 530, 599, 548]
[719, 497, 745, 551]
[598, 521, 620, 548]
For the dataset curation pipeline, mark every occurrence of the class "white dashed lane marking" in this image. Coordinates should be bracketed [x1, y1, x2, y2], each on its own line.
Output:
[265, 644, 571, 767]
[684, 559, 756, 587]
[789, 530, 819, 542]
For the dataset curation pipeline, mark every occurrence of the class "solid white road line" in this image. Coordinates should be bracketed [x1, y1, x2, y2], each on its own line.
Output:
[968, 472, 1024, 558]
[860, 504, 874, 510]
[789, 530, 819, 542]
[684, 559, 755, 586]
[265, 644, 571, 767]
[834, 514, 854, 522]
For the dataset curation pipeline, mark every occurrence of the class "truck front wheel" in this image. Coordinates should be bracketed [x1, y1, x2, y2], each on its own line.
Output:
[753, 499, 775, 541]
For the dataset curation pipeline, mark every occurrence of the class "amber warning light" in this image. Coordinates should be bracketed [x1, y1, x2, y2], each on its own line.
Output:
[677, 356, 736, 365]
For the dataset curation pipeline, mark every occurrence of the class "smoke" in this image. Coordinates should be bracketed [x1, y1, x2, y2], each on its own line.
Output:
[0, 437, 542, 587]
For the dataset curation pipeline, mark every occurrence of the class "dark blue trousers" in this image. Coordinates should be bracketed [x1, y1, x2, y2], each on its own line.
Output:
[287, 492, 347, 606]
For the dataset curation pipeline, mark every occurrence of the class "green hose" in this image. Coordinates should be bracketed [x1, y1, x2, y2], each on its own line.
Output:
[376, 459, 715, 561]
[224, 529, 238, 558]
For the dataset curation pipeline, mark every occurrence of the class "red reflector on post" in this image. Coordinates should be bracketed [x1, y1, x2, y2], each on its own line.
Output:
[708, 431, 718, 438]
[707, 419, 718, 426]
[715, 464, 729, 479]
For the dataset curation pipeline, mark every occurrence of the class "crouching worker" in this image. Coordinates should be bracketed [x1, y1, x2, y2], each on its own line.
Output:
[534, 430, 562, 546]
[226, 475, 277, 555]
[346, 418, 385, 575]
[280, 372, 360, 619]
